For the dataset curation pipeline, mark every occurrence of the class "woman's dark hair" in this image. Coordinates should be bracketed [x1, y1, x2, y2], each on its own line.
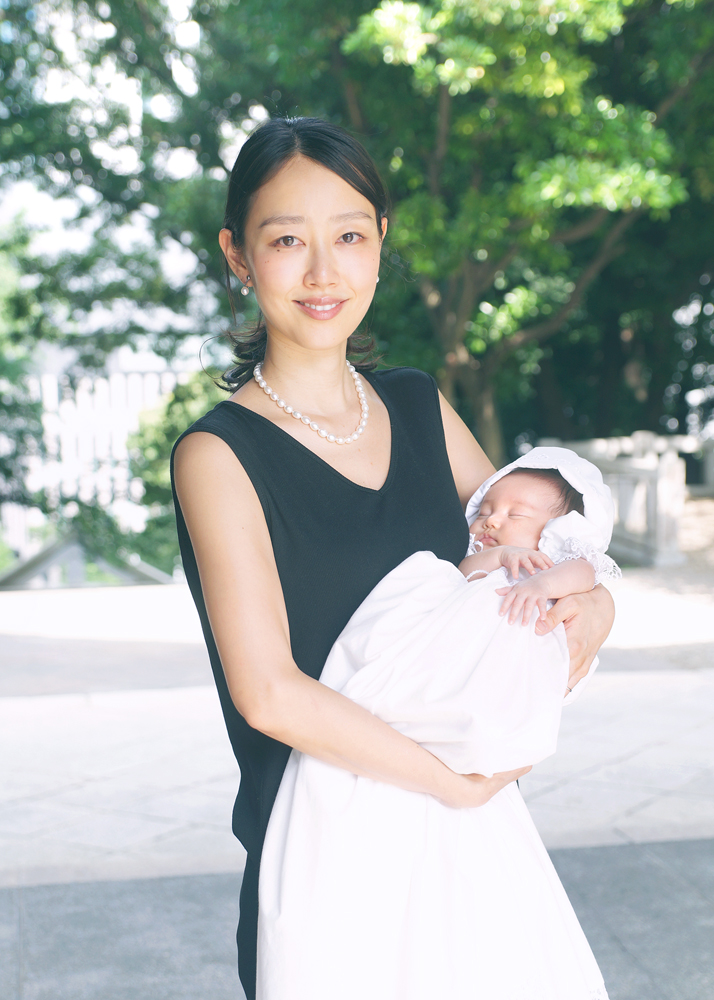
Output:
[220, 116, 389, 389]
[505, 468, 585, 516]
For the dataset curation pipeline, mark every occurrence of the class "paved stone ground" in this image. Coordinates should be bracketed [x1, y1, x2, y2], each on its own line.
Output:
[1, 499, 713, 999]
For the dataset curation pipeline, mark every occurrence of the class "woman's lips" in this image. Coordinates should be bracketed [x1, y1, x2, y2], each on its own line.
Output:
[294, 298, 346, 320]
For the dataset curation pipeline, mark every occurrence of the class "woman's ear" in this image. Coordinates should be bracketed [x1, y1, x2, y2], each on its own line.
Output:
[380, 216, 388, 241]
[219, 228, 248, 281]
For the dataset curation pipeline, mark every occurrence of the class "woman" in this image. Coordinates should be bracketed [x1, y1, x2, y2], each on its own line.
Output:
[171, 116, 615, 999]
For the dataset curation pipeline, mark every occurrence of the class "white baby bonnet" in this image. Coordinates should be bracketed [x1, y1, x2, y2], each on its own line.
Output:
[464, 446, 621, 585]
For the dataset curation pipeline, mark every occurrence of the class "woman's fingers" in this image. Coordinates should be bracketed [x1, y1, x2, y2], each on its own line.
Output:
[492, 764, 532, 782]
[463, 763, 532, 805]
[535, 586, 615, 687]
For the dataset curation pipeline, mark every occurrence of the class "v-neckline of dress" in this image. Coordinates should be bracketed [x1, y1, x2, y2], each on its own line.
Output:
[221, 371, 397, 495]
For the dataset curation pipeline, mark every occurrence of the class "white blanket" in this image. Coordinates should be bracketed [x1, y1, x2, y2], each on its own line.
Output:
[257, 552, 608, 1000]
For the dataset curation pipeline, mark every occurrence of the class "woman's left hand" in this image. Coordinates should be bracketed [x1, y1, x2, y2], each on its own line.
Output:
[534, 584, 615, 689]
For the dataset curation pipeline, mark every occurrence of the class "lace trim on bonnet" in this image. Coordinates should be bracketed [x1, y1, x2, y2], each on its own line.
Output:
[550, 537, 621, 585]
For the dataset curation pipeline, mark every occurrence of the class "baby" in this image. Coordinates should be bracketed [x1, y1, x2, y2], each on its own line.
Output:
[258, 447, 619, 1000]
[459, 468, 596, 629]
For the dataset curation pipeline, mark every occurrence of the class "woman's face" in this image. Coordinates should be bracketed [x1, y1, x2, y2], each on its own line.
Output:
[223, 155, 386, 356]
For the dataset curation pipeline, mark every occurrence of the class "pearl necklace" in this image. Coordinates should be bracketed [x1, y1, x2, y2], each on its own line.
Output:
[253, 360, 369, 445]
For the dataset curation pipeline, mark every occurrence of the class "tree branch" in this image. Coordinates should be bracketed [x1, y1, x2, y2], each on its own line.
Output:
[331, 44, 366, 132]
[488, 210, 643, 366]
[428, 85, 451, 197]
[655, 46, 714, 123]
[551, 209, 608, 245]
[420, 244, 520, 351]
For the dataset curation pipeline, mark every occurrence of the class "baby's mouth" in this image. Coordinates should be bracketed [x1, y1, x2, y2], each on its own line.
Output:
[478, 534, 498, 547]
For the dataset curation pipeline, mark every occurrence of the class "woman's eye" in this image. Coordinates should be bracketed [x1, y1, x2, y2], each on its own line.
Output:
[340, 232, 364, 244]
[275, 236, 298, 247]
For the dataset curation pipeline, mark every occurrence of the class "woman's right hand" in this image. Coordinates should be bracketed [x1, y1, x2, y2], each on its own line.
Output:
[444, 764, 532, 809]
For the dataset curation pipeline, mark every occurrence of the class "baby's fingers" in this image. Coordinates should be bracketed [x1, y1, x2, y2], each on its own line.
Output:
[498, 588, 517, 617]
[509, 553, 536, 578]
[533, 551, 553, 570]
[507, 591, 528, 624]
[520, 594, 541, 626]
[506, 554, 522, 578]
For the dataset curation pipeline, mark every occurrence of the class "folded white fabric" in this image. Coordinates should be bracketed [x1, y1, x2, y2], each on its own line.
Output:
[464, 446, 621, 585]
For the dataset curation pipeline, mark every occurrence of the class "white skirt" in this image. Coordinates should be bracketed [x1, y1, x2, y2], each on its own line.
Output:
[257, 552, 608, 1000]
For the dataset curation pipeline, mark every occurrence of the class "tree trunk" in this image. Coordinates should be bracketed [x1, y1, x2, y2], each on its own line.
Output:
[436, 353, 506, 468]
[468, 370, 506, 468]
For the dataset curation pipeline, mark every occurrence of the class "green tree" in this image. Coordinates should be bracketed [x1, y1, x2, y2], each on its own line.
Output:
[1, 0, 712, 475]
[0, 228, 46, 505]
[126, 371, 223, 573]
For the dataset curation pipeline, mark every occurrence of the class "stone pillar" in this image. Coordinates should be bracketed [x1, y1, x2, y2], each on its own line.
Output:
[654, 448, 687, 567]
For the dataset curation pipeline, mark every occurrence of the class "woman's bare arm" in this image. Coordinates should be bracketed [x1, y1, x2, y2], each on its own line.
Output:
[438, 392, 496, 508]
[438, 391, 615, 682]
[174, 431, 527, 809]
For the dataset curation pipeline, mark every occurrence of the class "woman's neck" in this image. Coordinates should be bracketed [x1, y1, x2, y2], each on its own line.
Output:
[260, 343, 357, 419]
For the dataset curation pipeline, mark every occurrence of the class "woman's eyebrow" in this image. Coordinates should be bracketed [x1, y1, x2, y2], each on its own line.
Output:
[258, 214, 305, 229]
[331, 210, 373, 223]
[258, 210, 373, 229]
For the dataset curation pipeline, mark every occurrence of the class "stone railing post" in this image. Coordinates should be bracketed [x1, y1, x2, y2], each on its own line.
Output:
[654, 447, 686, 567]
[536, 432, 689, 567]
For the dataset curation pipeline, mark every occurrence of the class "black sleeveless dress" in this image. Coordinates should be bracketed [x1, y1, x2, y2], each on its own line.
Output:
[170, 367, 468, 999]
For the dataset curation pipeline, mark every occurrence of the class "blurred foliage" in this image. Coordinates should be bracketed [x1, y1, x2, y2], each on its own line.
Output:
[0, 533, 16, 571]
[0, 0, 712, 488]
[55, 497, 131, 564]
[126, 372, 223, 573]
[0, 229, 46, 504]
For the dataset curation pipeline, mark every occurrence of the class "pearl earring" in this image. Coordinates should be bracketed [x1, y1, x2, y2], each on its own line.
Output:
[376, 276, 380, 283]
[240, 277, 251, 296]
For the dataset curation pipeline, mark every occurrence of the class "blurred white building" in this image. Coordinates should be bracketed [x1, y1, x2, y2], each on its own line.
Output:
[2, 368, 186, 566]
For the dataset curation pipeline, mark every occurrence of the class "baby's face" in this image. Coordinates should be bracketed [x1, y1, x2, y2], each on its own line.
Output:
[469, 472, 562, 550]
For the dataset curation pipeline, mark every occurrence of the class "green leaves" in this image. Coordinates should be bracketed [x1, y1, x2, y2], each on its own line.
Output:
[513, 98, 687, 215]
[344, 1, 440, 68]
[344, 0, 627, 101]
[514, 154, 685, 215]
[0, 231, 46, 505]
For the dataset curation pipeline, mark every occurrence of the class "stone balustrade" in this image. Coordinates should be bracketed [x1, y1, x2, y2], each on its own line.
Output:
[537, 431, 714, 567]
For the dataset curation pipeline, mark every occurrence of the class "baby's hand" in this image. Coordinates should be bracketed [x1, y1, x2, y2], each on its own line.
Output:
[496, 546, 553, 580]
[496, 574, 552, 626]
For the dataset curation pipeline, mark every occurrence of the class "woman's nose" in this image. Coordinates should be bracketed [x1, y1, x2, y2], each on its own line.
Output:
[305, 242, 338, 288]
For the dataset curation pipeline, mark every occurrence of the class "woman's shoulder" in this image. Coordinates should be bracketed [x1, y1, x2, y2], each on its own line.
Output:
[171, 399, 252, 464]
[368, 365, 438, 404]
[370, 365, 436, 388]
